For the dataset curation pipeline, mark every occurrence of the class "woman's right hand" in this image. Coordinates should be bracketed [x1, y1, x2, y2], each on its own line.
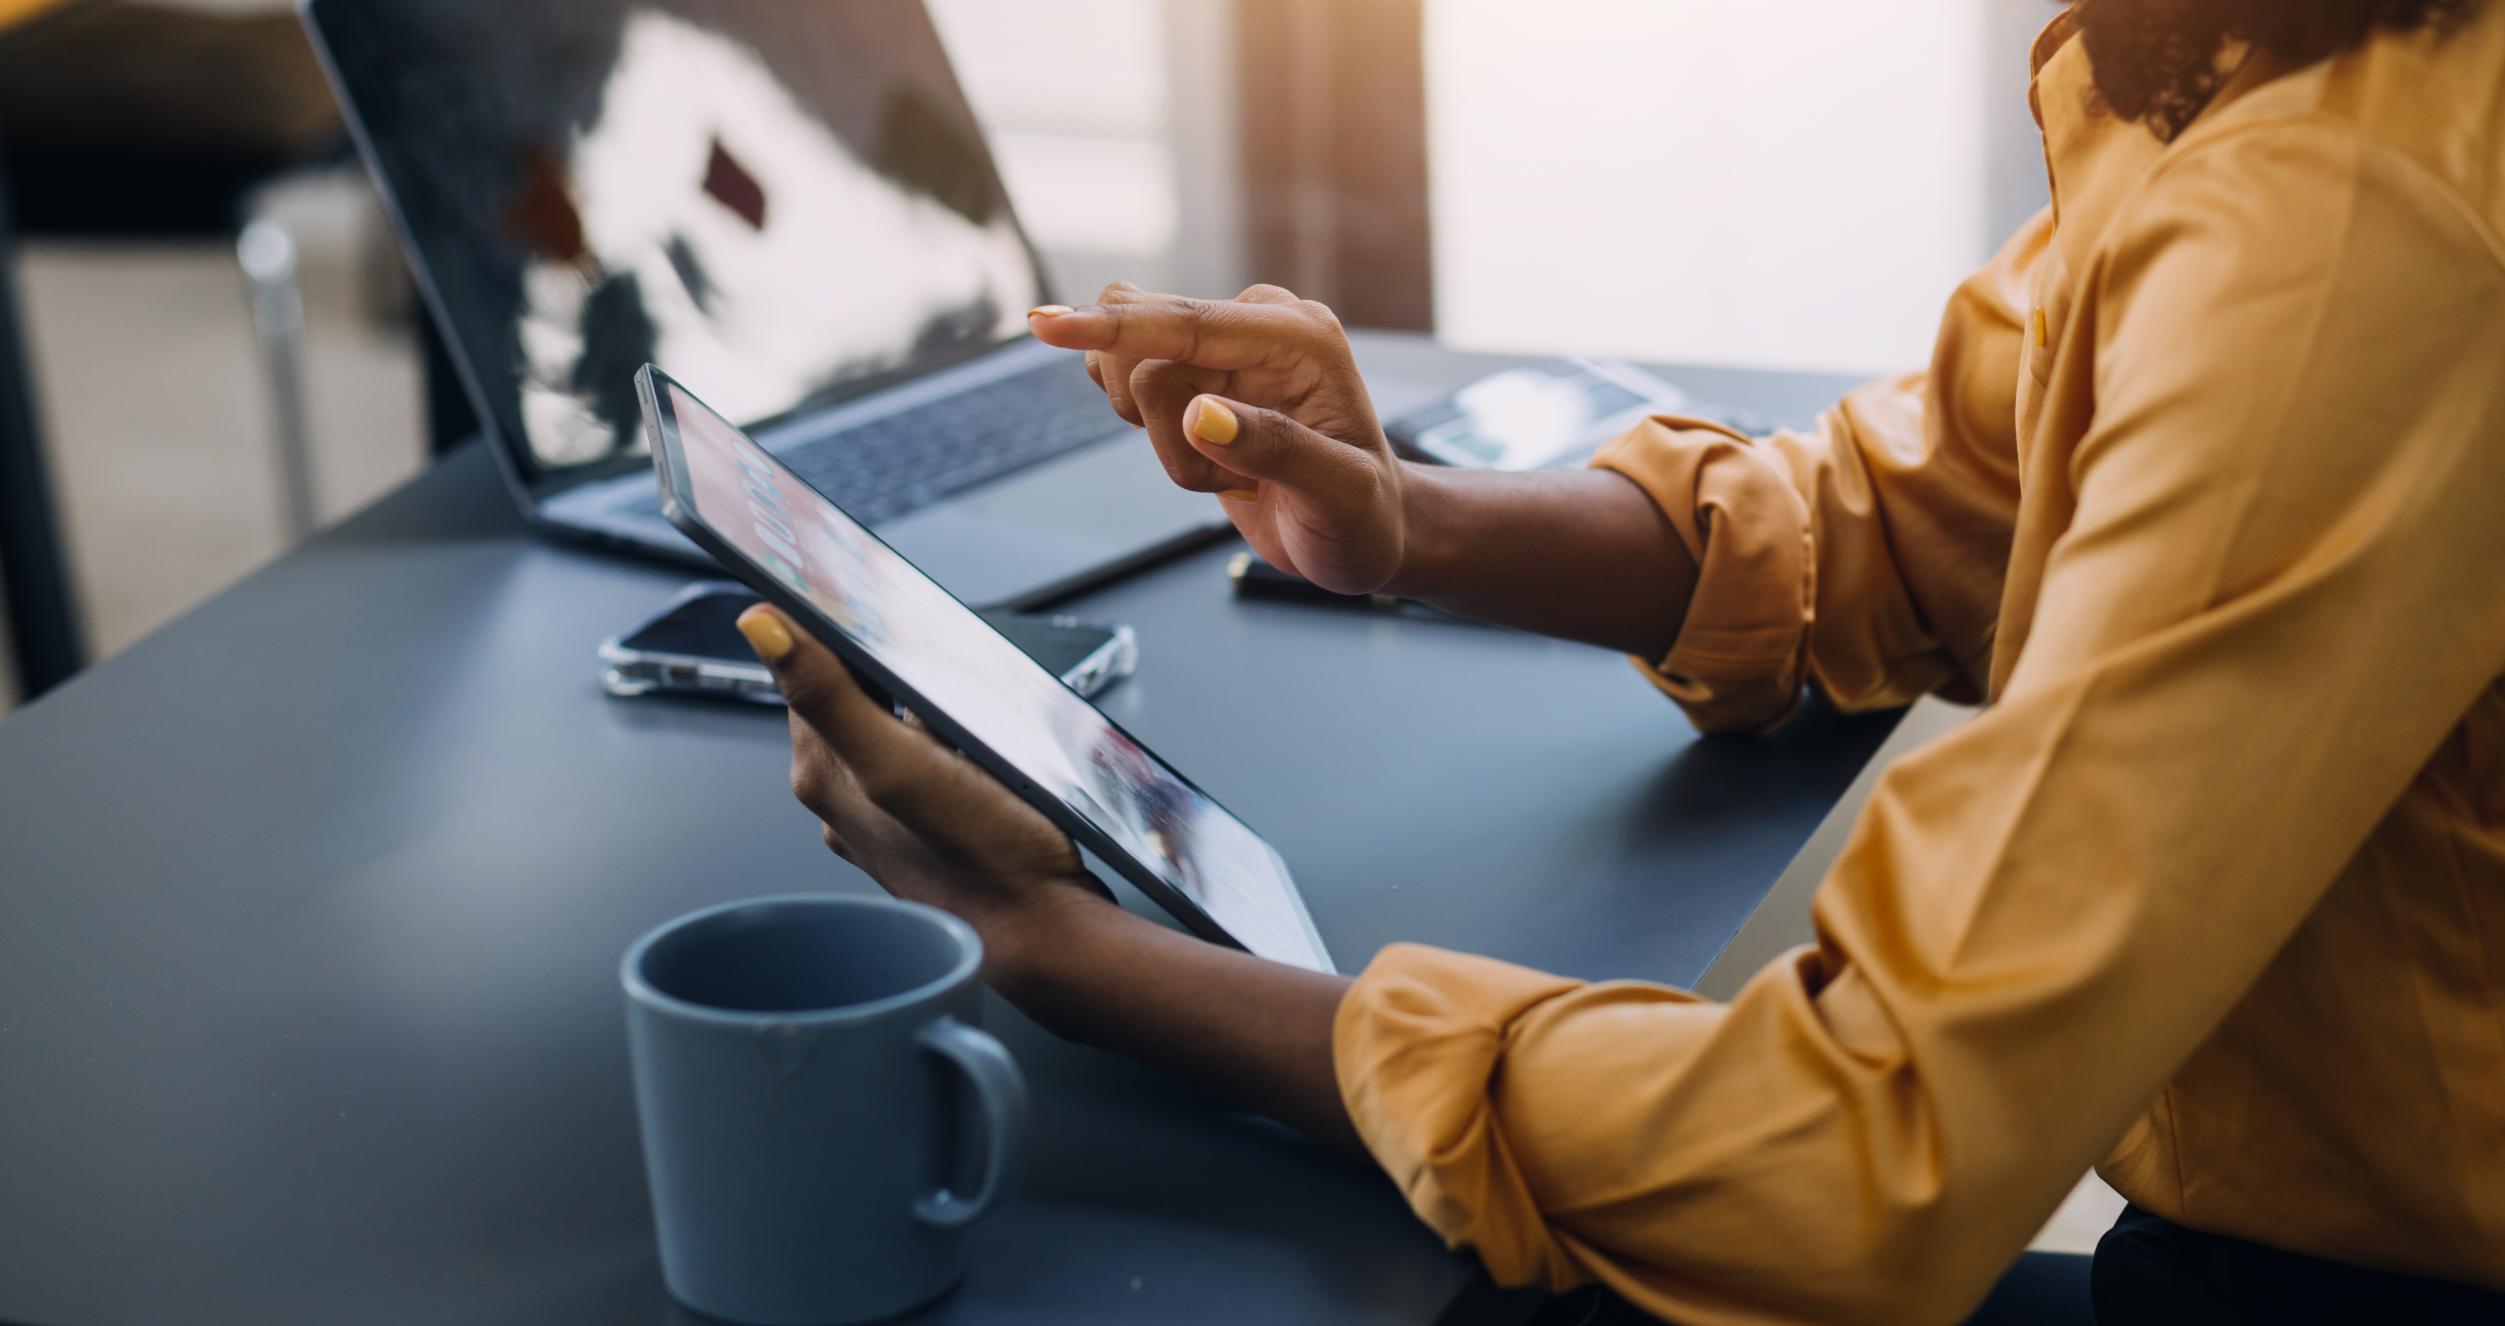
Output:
[1027, 283, 1408, 596]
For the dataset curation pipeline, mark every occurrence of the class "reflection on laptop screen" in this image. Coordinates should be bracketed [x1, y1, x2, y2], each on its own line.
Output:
[315, 0, 1043, 475]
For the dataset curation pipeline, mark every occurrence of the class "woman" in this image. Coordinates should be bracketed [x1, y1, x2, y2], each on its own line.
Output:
[731, 1, 2505, 1320]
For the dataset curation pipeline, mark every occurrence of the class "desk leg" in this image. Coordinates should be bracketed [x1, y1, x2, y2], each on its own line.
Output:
[0, 144, 88, 700]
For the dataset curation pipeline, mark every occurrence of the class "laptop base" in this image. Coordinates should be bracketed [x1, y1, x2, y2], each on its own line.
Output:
[547, 428, 1230, 611]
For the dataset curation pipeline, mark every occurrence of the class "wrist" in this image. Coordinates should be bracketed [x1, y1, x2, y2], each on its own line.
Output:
[1383, 461, 1458, 600]
[971, 882, 1135, 1017]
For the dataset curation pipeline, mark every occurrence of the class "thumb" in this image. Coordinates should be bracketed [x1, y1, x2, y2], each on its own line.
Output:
[735, 604, 992, 825]
[736, 604, 886, 736]
[1182, 395, 1364, 494]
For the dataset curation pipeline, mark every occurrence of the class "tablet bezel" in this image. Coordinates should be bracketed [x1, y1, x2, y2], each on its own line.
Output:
[636, 365, 1336, 974]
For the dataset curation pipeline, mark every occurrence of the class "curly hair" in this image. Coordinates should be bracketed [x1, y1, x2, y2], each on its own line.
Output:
[2075, 0, 2478, 139]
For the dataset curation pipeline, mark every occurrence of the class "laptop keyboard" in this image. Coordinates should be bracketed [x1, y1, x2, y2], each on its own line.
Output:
[764, 360, 1119, 526]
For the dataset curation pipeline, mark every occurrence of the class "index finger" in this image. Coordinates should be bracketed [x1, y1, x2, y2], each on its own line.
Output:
[1027, 298, 1317, 372]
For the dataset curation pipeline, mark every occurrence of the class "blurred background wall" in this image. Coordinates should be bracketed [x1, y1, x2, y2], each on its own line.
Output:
[1429, 2, 2048, 375]
[0, 0, 2052, 711]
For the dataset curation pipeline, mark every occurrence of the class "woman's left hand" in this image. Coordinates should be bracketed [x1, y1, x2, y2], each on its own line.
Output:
[735, 604, 1360, 1149]
[734, 604, 1114, 976]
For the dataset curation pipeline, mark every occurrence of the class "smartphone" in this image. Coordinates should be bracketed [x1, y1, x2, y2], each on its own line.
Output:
[1387, 358, 1769, 470]
[602, 582, 1138, 705]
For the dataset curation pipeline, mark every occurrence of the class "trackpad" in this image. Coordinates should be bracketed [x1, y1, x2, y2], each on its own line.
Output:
[880, 441, 1225, 607]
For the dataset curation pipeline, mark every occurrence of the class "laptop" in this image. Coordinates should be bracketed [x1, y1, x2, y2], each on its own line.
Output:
[300, 0, 1226, 608]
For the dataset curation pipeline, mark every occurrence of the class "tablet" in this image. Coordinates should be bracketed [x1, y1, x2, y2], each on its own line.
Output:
[637, 366, 1335, 973]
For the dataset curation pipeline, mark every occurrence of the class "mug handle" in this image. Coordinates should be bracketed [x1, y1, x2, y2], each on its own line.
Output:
[913, 1017, 1028, 1229]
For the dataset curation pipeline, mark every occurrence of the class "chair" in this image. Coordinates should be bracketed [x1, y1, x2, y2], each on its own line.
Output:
[0, 0, 344, 700]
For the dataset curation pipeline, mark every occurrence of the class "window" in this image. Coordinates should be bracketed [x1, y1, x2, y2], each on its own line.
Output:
[1427, 2, 2032, 376]
[929, 0, 1245, 300]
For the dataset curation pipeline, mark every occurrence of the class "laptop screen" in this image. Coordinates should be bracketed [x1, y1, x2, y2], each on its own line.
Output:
[309, 0, 1046, 481]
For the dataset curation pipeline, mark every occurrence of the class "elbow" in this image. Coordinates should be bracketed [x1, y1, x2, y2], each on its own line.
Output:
[1645, 663, 1806, 734]
[1796, 1153, 2054, 1325]
[1511, 1197, 2026, 1326]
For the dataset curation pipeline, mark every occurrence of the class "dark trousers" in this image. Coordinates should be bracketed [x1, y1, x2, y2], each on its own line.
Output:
[1545, 1204, 2504, 1325]
[2077, 1203, 2505, 1325]
[1960, 1203, 2505, 1326]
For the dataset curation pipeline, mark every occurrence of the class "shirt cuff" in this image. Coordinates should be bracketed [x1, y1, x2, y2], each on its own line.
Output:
[1591, 416, 1816, 732]
[1333, 942, 1589, 1290]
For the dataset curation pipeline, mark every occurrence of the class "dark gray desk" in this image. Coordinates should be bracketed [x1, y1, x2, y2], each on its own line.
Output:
[0, 337, 1887, 1326]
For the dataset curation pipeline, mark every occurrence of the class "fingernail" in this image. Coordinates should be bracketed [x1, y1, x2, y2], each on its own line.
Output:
[1188, 396, 1239, 446]
[736, 606, 794, 662]
[1220, 487, 1260, 502]
[1028, 304, 1074, 320]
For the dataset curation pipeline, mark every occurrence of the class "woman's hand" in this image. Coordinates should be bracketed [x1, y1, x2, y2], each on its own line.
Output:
[737, 602, 1363, 1148]
[733, 604, 1112, 979]
[1028, 284, 1407, 596]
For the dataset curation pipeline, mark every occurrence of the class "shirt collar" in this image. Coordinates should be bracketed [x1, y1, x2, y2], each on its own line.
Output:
[2031, 5, 2083, 86]
[2027, 6, 2266, 260]
[2028, 8, 2169, 265]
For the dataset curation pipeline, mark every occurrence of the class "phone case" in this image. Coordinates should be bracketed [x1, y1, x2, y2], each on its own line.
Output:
[600, 585, 1137, 705]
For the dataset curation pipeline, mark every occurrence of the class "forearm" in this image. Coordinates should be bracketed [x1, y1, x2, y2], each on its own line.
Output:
[1390, 464, 1696, 658]
[987, 899, 1362, 1153]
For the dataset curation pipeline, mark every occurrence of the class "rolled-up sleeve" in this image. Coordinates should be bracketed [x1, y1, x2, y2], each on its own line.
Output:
[1339, 124, 2505, 1324]
[1592, 214, 2041, 732]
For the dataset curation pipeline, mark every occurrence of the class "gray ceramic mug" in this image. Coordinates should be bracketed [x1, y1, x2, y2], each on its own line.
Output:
[622, 894, 1027, 1325]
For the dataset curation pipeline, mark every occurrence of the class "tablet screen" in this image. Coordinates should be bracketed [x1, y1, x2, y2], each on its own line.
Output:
[653, 376, 1331, 971]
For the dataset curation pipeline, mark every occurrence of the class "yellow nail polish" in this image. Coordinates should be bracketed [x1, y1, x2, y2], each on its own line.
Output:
[2032, 307, 2049, 348]
[1028, 304, 1074, 319]
[737, 607, 794, 662]
[1189, 397, 1239, 446]
[1220, 488, 1260, 502]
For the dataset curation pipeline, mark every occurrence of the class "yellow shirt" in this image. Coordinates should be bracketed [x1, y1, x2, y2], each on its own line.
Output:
[1333, 10, 2505, 1322]
[0, 0, 72, 34]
